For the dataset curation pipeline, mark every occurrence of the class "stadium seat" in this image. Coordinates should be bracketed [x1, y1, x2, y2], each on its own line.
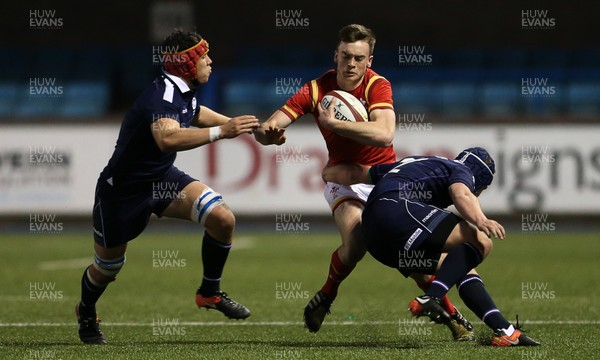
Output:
[59, 81, 110, 117]
[393, 83, 438, 114]
[222, 81, 273, 114]
[439, 83, 477, 115]
[566, 83, 600, 116]
[15, 84, 62, 117]
[481, 83, 521, 116]
[0, 82, 19, 117]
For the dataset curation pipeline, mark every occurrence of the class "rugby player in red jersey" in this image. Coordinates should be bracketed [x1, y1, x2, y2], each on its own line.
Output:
[255, 24, 474, 340]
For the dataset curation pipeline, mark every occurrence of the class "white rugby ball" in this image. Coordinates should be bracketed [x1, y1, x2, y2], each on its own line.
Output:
[321, 90, 368, 122]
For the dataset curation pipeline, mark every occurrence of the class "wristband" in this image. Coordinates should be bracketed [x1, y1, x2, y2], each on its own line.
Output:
[209, 126, 221, 142]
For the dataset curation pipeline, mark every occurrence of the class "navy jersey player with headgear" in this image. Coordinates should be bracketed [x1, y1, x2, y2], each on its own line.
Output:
[75, 29, 259, 344]
[322, 147, 540, 347]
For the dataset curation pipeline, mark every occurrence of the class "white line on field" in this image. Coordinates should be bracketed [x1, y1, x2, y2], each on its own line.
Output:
[33, 237, 255, 271]
[1, 320, 599, 327]
[38, 257, 91, 270]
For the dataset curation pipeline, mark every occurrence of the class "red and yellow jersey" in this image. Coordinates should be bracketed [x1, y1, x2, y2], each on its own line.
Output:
[280, 69, 396, 166]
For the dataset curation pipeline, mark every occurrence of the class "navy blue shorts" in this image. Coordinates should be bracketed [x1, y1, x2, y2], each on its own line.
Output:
[362, 195, 462, 277]
[92, 166, 196, 248]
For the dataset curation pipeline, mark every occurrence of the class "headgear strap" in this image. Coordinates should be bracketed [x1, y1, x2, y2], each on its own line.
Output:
[163, 39, 209, 81]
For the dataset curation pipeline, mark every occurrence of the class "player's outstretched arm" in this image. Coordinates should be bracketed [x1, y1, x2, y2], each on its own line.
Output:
[449, 183, 505, 239]
[254, 110, 292, 146]
[152, 116, 258, 152]
[317, 99, 395, 147]
[322, 164, 371, 185]
[193, 106, 231, 127]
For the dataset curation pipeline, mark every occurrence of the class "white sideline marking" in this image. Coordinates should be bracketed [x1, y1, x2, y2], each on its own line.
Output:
[231, 236, 255, 250]
[34, 237, 254, 271]
[1, 320, 599, 327]
[38, 257, 90, 270]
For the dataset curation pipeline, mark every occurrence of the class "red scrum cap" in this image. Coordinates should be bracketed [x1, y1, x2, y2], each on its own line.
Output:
[163, 39, 209, 81]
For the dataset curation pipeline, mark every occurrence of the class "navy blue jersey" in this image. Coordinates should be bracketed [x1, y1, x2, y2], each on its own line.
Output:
[100, 72, 201, 187]
[367, 156, 476, 208]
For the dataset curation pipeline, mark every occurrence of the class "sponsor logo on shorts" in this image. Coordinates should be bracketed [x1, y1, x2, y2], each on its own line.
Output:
[404, 228, 423, 251]
[421, 209, 438, 223]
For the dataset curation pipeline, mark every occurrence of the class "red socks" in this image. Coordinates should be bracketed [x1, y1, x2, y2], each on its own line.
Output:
[321, 250, 355, 299]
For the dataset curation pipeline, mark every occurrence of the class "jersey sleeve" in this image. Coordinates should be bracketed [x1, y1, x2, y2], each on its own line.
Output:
[365, 77, 394, 113]
[448, 163, 477, 193]
[368, 162, 399, 185]
[279, 80, 317, 122]
[147, 84, 183, 124]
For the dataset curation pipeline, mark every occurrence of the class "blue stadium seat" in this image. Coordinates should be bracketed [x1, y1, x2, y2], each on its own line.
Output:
[13, 82, 64, 117]
[393, 83, 438, 114]
[0, 82, 19, 117]
[566, 83, 600, 115]
[439, 83, 477, 115]
[222, 81, 273, 114]
[59, 81, 110, 117]
[481, 83, 521, 116]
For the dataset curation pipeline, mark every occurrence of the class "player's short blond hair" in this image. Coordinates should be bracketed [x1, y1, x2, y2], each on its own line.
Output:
[337, 24, 376, 55]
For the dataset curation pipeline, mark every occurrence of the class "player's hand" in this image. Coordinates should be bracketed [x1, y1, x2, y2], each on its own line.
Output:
[264, 125, 286, 145]
[317, 97, 337, 130]
[220, 115, 259, 139]
[476, 219, 506, 240]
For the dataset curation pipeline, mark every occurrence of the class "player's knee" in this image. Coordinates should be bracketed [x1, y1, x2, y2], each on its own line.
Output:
[92, 254, 126, 284]
[190, 187, 225, 226]
[478, 235, 493, 258]
[465, 228, 492, 260]
[207, 205, 235, 234]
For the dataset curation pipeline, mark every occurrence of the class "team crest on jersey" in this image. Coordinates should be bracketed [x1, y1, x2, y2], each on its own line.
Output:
[191, 97, 197, 117]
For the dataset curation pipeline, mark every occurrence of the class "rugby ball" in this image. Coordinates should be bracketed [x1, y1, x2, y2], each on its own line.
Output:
[321, 90, 368, 122]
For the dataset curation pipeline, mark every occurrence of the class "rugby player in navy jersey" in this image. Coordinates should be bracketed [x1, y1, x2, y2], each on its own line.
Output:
[322, 147, 540, 347]
[75, 29, 258, 344]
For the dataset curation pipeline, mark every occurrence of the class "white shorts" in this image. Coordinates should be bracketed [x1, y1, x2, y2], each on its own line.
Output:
[323, 182, 374, 213]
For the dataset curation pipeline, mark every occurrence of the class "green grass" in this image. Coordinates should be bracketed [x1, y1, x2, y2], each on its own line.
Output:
[1, 228, 599, 359]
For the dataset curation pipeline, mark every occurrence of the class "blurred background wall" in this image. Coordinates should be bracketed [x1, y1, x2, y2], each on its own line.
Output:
[0, 0, 598, 218]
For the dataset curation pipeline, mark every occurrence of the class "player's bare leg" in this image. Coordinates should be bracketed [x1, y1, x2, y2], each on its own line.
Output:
[161, 181, 250, 319]
[304, 200, 364, 332]
[76, 242, 127, 344]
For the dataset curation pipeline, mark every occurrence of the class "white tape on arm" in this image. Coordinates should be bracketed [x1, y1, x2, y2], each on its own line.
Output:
[209, 126, 222, 142]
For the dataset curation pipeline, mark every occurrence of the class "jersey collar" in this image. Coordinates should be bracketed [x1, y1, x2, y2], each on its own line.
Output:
[162, 70, 192, 93]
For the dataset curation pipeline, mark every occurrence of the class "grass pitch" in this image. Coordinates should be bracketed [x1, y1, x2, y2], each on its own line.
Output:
[0, 224, 599, 359]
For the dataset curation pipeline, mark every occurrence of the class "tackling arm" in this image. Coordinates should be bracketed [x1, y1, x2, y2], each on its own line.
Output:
[152, 115, 259, 152]
[317, 100, 395, 147]
[192, 106, 230, 127]
[449, 183, 505, 239]
[253, 110, 293, 145]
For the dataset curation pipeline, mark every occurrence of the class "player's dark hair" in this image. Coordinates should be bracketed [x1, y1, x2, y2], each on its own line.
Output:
[337, 24, 376, 55]
[162, 28, 203, 52]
